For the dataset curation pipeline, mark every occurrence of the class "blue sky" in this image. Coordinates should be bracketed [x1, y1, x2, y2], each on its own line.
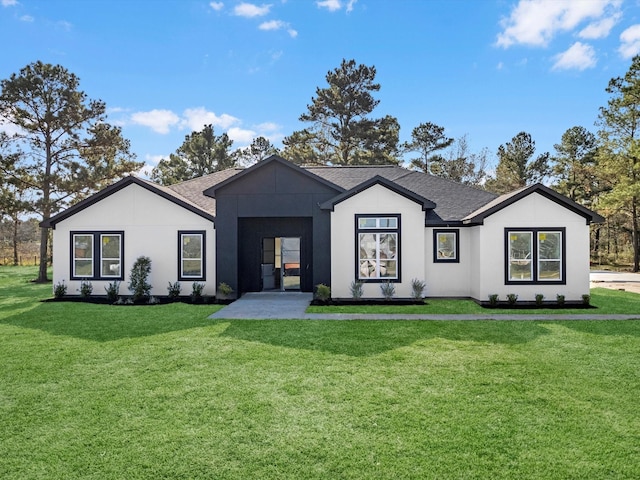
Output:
[2, 0, 640, 175]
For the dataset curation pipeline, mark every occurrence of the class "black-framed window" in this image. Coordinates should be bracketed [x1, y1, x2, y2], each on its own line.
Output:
[505, 228, 566, 285]
[434, 229, 460, 263]
[356, 214, 400, 282]
[71, 231, 124, 280]
[178, 231, 206, 281]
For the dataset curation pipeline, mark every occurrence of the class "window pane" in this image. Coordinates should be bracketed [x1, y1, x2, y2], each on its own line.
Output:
[358, 218, 377, 229]
[102, 260, 121, 277]
[101, 235, 120, 258]
[539, 260, 561, 280]
[437, 232, 456, 259]
[380, 260, 397, 278]
[379, 217, 397, 228]
[359, 260, 376, 278]
[182, 235, 202, 259]
[379, 233, 397, 260]
[509, 232, 532, 281]
[359, 234, 377, 260]
[182, 259, 202, 277]
[538, 232, 561, 259]
[74, 235, 93, 259]
[74, 260, 93, 277]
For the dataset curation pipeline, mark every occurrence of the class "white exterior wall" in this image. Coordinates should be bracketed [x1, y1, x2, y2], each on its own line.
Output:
[330, 184, 426, 298]
[475, 192, 590, 302]
[424, 227, 472, 297]
[51, 183, 216, 297]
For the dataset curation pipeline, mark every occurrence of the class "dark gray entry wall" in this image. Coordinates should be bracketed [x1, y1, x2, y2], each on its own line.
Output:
[212, 158, 340, 294]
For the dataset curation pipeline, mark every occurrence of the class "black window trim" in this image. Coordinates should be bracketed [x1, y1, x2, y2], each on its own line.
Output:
[433, 228, 460, 263]
[504, 227, 566, 285]
[355, 213, 401, 283]
[70, 230, 125, 281]
[178, 230, 207, 281]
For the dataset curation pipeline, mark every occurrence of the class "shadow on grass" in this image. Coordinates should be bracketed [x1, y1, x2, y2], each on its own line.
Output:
[216, 319, 554, 357]
[560, 319, 640, 337]
[0, 301, 219, 342]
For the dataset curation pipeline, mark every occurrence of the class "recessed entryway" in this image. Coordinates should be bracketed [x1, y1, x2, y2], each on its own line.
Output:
[262, 237, 301, 291]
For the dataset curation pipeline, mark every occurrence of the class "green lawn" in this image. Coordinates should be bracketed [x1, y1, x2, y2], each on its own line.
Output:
[307, 289, 640, 315]
[1, 267, 640, 479]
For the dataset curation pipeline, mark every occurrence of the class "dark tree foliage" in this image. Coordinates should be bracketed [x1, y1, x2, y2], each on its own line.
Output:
[403, 122, 454, 174]
[551, 126, 599, 205]
[485, 131, 550, 194]
[430, 135, 490, 187]
[151, 124, 237, 185]
[283, 59, 400, 166]
[0, 61, 141, 282]
[236, 136, 280, 167]
[597, 54, 640, 271]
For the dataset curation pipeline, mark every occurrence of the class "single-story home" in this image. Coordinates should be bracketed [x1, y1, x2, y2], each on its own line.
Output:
[42, 155, 604, 302]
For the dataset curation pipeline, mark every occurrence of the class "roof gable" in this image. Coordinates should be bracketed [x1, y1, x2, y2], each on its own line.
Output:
[203, 155, 344, 198]
[463, 183, 605, 225]
[319, 175, 436, 211]
[41, 176, 216, 228]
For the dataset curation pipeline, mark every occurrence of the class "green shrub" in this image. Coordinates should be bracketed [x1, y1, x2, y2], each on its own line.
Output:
[128, 256, 152, 302]
[535, 293, 544, 306]
[349, 280, 363, 300]
[167, 281, 182, 299]
[217, 282, 233, 297]
[556, 294, 565, 305]
[582, 294, 591, 306]
[79, 280, 93, 298]
[488, 294, 499, 306]
[315, 283, 331, 302]
[104, 280, 121, 303]
[53, 280, 67, 299]
[507, 293, 518, 305]
[191, 282, 205, 303]
[380, 281, 395, 300]
[410, 278, 426, 300]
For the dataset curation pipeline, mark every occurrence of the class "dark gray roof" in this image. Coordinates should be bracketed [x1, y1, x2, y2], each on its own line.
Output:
[307, 165, 497, 223]
[168, 168, 243, 215]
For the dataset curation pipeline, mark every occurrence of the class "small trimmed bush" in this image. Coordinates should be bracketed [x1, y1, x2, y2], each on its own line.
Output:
[315, 283, 331, 302]
[556, 294, 565, 305]
[105, 280, 121, 303]
[507, 293, 518, 305]
[191, 282, 205, 303]
[167, 281, 182, 300]
[410, 278, 426, 300]
[54, 281, 67, 299]
[349, 280, 364, 300]
[582, 294, 591, 306]
[535, 293, 544, 306]
[218, 282, 233, 298]
[380, 281, 395, 300]
[79, 280, 93, 298]
[488, 294, 499, 306]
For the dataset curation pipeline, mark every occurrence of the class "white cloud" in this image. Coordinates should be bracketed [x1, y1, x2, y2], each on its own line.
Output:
[619, 24, 640, 59]
[552, 41, 597, 71]
[346, 0, 357, 13]
[317, 0, 341, 12]
[209, 1, 223, 11]
[259, 19, 297, 37]
[20, 15, 33, 22]
[496, 0, 621, 48]
[233, 2, 271, 17]
[227, 127, 256, 145]
[1, 0, 18, 6]
[256, 122, 280, 132]
[130, 109, 180, 134]
[578, 12, 620, 39]
[181, 107, 239, 131]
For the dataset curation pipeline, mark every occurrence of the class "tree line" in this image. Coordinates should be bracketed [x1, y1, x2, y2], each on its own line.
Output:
[2, 57, 640, 279]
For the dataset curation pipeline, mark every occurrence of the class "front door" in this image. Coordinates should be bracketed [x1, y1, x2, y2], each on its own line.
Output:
[262, 237, 301, 291]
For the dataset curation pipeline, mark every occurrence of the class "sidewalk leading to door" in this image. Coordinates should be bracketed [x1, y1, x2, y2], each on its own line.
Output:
[209, 292, 313, 319]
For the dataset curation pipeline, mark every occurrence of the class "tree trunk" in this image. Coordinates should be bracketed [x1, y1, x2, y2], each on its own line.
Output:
[12, 216, 19, 266]
[633, 199, 639, 272]
[37, 225, 49, 282]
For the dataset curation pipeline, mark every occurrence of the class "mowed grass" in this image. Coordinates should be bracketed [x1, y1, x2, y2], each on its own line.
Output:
[1, 267, 640, 479]
[307, 289, 640, 314]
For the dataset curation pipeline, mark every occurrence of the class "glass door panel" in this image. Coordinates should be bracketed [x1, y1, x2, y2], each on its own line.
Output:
[281, 237, 301, 290]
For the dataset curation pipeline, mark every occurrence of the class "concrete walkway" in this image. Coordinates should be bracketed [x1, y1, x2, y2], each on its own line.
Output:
[209, 291, 640, 321]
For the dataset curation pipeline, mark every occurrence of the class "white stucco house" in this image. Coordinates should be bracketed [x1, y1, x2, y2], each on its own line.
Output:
[42, 155, 604, 303]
